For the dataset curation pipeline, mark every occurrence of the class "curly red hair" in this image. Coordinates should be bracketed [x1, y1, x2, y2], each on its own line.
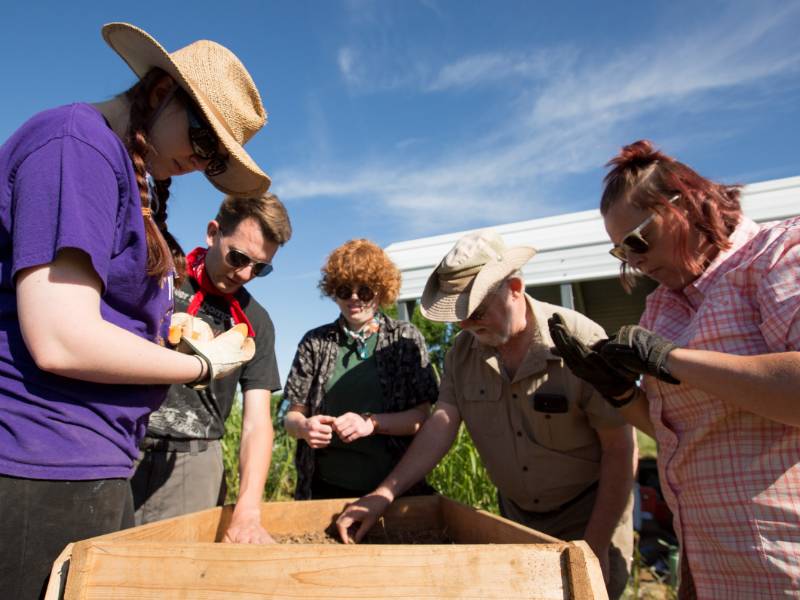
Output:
[319, 239, 401, 306]
[601, 140, 742, 290]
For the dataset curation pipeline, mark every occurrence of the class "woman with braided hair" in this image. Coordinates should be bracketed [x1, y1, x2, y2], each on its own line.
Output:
[549, 140, 800, 598]
[0, 23, 267, 598]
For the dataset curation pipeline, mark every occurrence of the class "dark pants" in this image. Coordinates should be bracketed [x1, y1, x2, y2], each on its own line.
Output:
[309, 472, 436, 500]
[0, 475, 133, 600]
[310, 474, 372, 499]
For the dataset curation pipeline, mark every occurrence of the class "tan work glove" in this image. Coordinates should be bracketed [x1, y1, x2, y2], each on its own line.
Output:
[170, 314, 256, 388]
[169, 312, 214, 345]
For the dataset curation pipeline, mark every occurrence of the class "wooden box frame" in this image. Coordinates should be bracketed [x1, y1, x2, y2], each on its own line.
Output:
[46, 495, 607, 599]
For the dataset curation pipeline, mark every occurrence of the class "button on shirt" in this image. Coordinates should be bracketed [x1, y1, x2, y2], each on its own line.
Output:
[640, 216, 800, 597]
[438, 296, 624, 513]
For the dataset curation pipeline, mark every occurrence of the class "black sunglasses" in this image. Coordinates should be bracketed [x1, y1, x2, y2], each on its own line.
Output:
[335, 284, 375, 303]
[185, 103, 228, 177]
[225, 248, 273, 277]
[609, 194, 680, 263]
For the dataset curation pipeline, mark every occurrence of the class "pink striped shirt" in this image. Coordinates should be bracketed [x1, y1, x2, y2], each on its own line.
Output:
[641, 216, 800, 598]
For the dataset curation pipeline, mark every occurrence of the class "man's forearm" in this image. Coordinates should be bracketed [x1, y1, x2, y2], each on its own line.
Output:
[236, 392, 274, 510]
[583, 432, 637, 551]
[372, 403, 430, 436]
[376, 406, 460, 499]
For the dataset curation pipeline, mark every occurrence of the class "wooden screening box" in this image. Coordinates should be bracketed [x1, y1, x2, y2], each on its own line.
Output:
[46, 495, 607, 600]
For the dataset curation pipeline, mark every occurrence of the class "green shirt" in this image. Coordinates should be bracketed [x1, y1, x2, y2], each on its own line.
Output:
[315, 334, 395, 491]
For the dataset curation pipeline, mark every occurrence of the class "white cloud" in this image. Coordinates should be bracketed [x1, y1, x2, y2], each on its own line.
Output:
[531, 7, 800, 126]
[426, 48, 576, 92]
[337, 47, 360, 86]
[281, 4, 800, 235]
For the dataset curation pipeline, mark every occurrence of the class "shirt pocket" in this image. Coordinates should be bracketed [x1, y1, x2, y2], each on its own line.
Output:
[460, 379, 505, 437]
[524, 390, 595, 453]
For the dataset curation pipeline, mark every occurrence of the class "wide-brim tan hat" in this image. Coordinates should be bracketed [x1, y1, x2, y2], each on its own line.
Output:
[102, 22, 270, 196]
[421, 230, 536, 322]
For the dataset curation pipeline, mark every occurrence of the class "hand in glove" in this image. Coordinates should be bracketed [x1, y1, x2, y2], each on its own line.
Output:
[169, 312, 214, 346]
[600, 325, 680, 384]
[548, 314, 639, 402]
[179, 323, 256, 389]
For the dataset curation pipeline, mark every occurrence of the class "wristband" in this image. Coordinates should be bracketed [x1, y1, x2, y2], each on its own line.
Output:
[361, 412, 380, 434]
[605, 386, 638, 409]
[187, 354, 210, 389]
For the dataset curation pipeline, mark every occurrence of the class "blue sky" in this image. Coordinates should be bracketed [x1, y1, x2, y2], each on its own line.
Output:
[1, 1, 799, 380]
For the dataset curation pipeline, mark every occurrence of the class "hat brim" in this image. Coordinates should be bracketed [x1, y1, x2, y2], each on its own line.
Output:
[102, 22, 270, 196]
[420, 246, 536, 322]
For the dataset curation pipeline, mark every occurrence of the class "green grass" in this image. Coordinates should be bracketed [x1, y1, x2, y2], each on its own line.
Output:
[222, 395, 495, 508]
[637, 430, 658, 460]
[221, 393, 296, 503]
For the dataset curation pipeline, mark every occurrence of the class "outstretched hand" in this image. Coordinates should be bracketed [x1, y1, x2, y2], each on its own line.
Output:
[548, 314, 639, 399]
[335, 493, 392, 544]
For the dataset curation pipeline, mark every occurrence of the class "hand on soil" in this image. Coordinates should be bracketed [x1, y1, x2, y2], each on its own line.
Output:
[335, 493, 392, 544]
[333, 412, 374, 443]
[222, 506, 275, 544]
[303, 414, 336, 448]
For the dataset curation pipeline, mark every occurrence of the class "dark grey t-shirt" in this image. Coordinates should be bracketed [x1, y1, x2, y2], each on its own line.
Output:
[146, 277, 281, 441]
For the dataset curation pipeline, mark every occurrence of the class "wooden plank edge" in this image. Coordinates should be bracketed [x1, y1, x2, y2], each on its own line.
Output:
[63, 540, 106, 600]
[439, 495, 563, 543]
[42, 543, 73, 600]
[564, 541, 608, 600]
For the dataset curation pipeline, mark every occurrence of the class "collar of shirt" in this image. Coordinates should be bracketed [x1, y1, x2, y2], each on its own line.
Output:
[666, 217, 762, 311]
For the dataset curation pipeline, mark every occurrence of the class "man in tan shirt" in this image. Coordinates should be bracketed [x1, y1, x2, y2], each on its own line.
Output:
[337, 230, 636, 599]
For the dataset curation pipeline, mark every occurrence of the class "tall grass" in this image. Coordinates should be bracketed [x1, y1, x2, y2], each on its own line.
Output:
[222, 394, 496, 509]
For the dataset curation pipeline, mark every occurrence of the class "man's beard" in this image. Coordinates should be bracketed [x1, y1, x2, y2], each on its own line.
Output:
[468, 327, 510, 348]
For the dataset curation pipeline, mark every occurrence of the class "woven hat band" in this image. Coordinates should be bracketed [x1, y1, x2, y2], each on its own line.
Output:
[438, 264, 483, 293]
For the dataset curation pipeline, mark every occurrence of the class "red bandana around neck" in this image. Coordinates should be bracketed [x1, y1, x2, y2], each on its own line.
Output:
[185, 247, 255, 338]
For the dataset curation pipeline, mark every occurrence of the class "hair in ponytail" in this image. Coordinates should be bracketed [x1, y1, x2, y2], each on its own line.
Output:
[122, 68, 186, 281]
[601, 140, 742, 290]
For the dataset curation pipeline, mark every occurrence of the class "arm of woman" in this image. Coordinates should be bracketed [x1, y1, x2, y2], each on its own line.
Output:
[17, 248, 204, 384]
[333, 403, 431, 443]
[666, 349, 800, 427]
[616, 387, 656, 438]
[284, 405, 336, 447]
[604, 326, 800, 428]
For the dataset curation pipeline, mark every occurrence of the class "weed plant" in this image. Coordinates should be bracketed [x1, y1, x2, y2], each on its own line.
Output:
[222, 393, 496, 511]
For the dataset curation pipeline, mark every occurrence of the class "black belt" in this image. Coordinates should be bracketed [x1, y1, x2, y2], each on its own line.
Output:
[139, 437, 211, 453]
[528, 480, 599, 517]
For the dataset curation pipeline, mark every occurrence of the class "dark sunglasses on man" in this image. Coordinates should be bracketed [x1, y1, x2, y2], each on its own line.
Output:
[185, 102, 228, 177]
[225, 248, 273, 277]
[609, 194, 679, 263]
[335, 284, 376, 303]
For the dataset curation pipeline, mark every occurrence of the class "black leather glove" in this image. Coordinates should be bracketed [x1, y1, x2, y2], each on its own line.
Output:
[548, 314, 639, 402]
[600, 325, 680, 384]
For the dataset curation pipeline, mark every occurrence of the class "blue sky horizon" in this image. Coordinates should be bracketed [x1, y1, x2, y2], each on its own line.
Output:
[2, 1, 799, 380]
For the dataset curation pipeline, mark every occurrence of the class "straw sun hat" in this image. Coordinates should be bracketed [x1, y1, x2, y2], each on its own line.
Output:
[421, 230, 536, 323]
[102, 22, 270, 196]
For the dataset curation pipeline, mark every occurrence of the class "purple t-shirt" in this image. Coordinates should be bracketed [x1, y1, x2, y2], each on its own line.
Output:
[0, 104, 172, 480]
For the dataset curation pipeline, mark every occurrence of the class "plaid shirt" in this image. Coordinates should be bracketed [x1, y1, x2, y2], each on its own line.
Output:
[641, 216, 800, 598]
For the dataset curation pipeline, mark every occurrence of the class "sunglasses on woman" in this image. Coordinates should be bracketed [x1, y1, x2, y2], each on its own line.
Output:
[224, 248, 273, 277]
[185, 102, 228, 177]
[609, 194, 679, 263]
[335, 284, 375, 303]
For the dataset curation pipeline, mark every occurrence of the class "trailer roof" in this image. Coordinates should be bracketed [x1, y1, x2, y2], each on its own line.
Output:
[385, 176, 800, 301]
